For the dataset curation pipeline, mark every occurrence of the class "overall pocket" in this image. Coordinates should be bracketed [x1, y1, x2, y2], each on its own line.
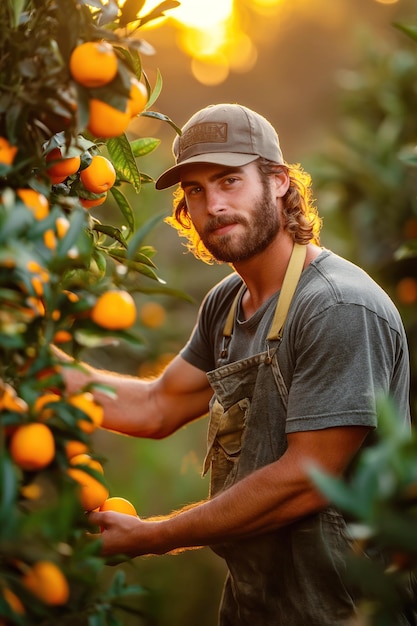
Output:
[203, 397, 250, 497]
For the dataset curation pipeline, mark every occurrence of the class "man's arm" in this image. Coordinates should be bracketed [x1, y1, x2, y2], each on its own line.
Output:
[60, 353, 213, 438]
[88, 424, 371, 556]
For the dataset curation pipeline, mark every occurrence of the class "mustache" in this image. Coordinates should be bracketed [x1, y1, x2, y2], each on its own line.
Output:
[203, 215, 247, 235]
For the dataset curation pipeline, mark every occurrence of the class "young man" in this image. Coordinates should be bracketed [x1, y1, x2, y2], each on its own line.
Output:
[67, 104, 411, 625]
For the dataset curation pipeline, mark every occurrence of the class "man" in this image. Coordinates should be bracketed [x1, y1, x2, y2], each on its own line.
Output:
[66, 104, 411, 625]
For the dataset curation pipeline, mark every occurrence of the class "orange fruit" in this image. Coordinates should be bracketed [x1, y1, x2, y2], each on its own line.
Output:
[53, 329, 72, 344]
[139, 301, 166, 329]
[87, 98, 131, 138]
[0, 382, 28, 413]
[17, 189, 49, 220]
[22, 561, 69, 606]
[9, 423, 55, 471]
[65, 439, 88, 459]
[55, 215, 70, 238]
[100, 496, 137, 516]
[43, 228, 57, 250]
[46, 147, 80, 183]
[68, 391, 104, 433]
[33, 392, 61, 420]
[80, 192, 107, 209]
[396, 277, 417, 305]
[91, 289, 136, 330]
[69, 41, 118, 88]
[68, 454, 108, 511]
[128, 77, 148, 117]
[0, 137, 18, 165]
[80, 155, 116, 194]
[2, 587, 25, 615]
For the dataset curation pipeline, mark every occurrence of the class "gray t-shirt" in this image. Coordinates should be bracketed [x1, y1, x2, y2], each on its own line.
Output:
[181, 249, 410, 431]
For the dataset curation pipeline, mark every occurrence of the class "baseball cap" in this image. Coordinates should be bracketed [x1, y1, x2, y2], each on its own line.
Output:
[155, 103, 284, 190]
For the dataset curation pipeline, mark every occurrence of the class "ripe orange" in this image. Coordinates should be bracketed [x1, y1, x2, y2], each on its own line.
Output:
[91, 289, 136, 330]
[46, 147, 80, 183]
[68, 454, 109, 511]
[140, 301, 166, 329]
[53, 329, 72, 344]
[0, 382, 28, 413]
[128, 77, 148, 117]
[0, 137, 18, 165]
[17, 189, 49, 220]
[87, 98, 131, 138]
[22, 560, 69, 606]
[80, 155, 116, 194]
[55, 215, 70, 238]
[100, 496, 137, 516]
[9, 423, 55, 471]
[65, 439, 88, 459]
[2, 587, 25, 615]
[68, 391, 104, 433]
[33, 392, 61, 420]
[69, 41, 118, 88]
[80, 192, 107, 209]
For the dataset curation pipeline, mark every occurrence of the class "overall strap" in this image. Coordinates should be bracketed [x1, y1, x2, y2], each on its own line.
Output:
[267, 242, 306, 340]
[222, 243, 307, 341]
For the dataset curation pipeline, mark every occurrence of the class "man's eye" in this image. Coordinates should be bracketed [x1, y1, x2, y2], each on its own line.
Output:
[188, 186, 201, 195]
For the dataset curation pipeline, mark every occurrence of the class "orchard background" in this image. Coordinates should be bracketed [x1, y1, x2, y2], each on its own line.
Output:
[1, 1, 417, 625]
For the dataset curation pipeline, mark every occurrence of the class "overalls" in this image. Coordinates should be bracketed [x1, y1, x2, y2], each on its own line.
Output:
[202, 244, 359, 625]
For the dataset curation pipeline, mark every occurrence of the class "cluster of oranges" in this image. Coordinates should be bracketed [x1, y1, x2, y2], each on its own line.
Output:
[69, 40, 148, 139]
[0, 380, 137, 614]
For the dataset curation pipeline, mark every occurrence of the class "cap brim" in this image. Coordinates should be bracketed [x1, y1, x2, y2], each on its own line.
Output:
[155, 152, 259, 190]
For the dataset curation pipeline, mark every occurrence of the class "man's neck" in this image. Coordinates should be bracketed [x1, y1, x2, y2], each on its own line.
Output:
[233, 239, 321, 320]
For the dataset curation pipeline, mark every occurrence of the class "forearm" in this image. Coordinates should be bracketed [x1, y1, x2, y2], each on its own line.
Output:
[145, 461, 325, 554]
[54, 349, 213, 439]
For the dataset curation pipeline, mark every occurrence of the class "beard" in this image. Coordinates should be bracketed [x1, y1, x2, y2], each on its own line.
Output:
[198, 182, 281, 263]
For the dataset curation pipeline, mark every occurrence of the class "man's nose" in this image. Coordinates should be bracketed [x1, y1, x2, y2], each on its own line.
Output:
[205, 188, 226, 215]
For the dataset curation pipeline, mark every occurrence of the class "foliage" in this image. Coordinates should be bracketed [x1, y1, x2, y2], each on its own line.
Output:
[309, 21, 417, 420]
[308, 13, 417, 626]
[0, 0, 182, 623]
[310, 399, 417, 625]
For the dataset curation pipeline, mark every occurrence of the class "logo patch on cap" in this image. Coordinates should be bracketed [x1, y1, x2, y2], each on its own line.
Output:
[179, 122, 228, 153]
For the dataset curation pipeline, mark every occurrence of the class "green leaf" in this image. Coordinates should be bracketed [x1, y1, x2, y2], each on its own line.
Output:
[146, 68, 163, 109]
[394, 21, 417, 43]
[119, 0, 146, 27]
[107, 135, 142, 192]
[106, 246, 157, 267]
[56, 208, 89, 259]
[0, 453, 18, 525]
[8, 0, 27, 28]
[93, 223, 128, 247]
[126, 213, 164, 259]
[130, 137, 161, 158]
[110, 187, 135, 234]
[138, 1, 180, 28]
[141, 109, 182, 134]
[309, 465, 371, 518]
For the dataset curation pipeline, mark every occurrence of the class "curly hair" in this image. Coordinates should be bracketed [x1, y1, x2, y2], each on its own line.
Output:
[164, 158, 322, 264]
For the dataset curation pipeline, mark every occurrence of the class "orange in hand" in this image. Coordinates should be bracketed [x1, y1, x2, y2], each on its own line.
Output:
[100, 496, 137, 516]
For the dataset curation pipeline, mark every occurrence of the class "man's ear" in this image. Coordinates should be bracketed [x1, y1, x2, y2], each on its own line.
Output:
[273, 168, 290, 198]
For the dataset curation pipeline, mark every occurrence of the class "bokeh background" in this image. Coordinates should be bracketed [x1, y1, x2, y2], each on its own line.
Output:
[86, 1, 417, 624]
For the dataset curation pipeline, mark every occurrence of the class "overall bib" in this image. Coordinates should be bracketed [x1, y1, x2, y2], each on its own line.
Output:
[203, 244, 358, 626]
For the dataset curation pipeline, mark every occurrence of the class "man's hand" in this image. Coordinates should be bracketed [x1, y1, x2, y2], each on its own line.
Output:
[88, 510, 148, 558]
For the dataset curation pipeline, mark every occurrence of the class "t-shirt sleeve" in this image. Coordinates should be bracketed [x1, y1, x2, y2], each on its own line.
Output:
[285, 302, 400, 433]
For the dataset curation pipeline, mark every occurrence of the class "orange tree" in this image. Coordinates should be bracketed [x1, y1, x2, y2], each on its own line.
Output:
[0, 0, 183, 624]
